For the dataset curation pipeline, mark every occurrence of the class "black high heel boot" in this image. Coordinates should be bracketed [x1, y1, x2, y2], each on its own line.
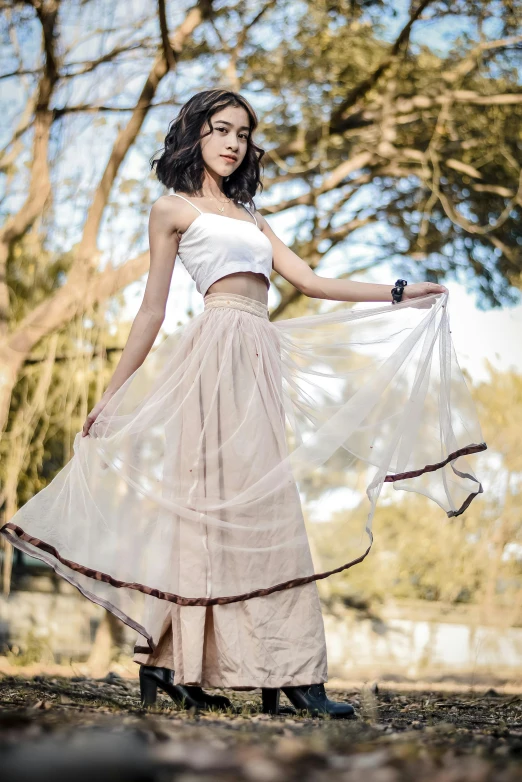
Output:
[139, 666, 231, 711]
[139, 665, 160, 707]
[261, 688, 280, 714]
[180, 686, 232, 711]
[282, 684, 356, 719]
[139, 665, 200, 709]
[261, 688, 296, 716]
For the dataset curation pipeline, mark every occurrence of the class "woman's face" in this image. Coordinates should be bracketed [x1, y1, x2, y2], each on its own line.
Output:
[200, 105, 251, 179]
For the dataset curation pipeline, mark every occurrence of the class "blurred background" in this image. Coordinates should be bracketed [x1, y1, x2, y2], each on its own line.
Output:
[0, 0, 521, 688]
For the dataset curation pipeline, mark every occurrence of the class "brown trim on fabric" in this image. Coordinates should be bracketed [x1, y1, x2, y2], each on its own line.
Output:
[1, 522, 373, 606]
[0, 528, 155, 654]
[383, 442, 486, 482]
[133, 645, 153, 655]
[0, 441, 487, 608]
[447, 459, 484, 516]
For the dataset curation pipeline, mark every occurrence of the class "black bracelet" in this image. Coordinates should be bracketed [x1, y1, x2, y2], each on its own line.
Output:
[391, 278, 408, 304]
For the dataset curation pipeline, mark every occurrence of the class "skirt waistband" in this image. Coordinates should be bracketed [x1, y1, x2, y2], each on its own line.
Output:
[204, 292, 269, 319]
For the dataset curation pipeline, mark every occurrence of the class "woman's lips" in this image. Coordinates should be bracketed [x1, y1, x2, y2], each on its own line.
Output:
[221, 155, 237, 163]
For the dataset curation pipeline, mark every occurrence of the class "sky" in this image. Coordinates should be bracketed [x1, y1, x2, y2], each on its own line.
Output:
[4, 0, 521, 388]
[118, 0, 522, 390]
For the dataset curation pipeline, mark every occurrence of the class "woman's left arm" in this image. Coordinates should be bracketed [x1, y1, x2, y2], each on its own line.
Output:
[257, 213, 448, 303]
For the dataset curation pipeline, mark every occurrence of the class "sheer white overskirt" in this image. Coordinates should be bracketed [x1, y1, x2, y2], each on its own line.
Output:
[1, 290, 486, 652]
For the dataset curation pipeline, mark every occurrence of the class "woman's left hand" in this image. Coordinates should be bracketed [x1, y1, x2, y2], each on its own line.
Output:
[402, 281, 448, 301]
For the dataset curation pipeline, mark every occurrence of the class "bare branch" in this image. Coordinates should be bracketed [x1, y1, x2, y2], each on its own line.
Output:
[436, 167, 522, 236]
[220, 0, 277, 90]
[62, 41, 154, 78]
[0, 0, 218, 436]
[158, 0, 177, 70]
[52, 99, 179, 117]
[6, 251, 150, 360]
[441, 34, 522, 84]
[76, 1, 213, 261]
[0, 0, 60, 338]
[0, 40, 156, 80]
[260, 155, 374, 216]
[330, 0, 435, 126]
[0, 92, 37, 170]
[0, 68, 38, 81]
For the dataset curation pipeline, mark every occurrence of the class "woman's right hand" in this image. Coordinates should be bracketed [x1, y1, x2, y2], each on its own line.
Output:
[82, 391, 114, 438]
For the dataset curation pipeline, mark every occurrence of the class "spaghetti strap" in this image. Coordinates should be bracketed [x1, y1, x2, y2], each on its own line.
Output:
[170, 192, 204, 215]
[242, 204, 258, 227]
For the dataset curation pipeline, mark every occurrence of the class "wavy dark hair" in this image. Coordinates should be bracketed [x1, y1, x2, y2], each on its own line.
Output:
[151, 89, 265, 209]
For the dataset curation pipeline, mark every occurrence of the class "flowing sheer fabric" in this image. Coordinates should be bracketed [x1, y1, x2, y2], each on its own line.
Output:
[1, 290, 486, 654]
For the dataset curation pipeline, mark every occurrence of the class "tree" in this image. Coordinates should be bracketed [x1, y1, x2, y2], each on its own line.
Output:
[0, 0, 520, 433]
[0, 0, 520, 635]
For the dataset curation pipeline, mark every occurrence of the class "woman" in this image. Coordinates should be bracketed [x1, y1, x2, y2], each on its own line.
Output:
[1, 90, 486, 718]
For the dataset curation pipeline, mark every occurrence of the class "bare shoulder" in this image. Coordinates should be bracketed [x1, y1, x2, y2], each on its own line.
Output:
[150, 194, 178, 219]
[254, 210, 270, 232]
[150, 194, 186, 233]
[254, 211, 279, 242]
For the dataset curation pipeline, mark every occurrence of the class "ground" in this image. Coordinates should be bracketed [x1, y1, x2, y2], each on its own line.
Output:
[0, 674, 522, 782]
[2, 674, 522, 781]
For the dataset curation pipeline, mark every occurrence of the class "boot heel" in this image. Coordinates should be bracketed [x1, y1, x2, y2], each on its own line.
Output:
[261, 688, 280, 714]
[139, 668, 158, 707]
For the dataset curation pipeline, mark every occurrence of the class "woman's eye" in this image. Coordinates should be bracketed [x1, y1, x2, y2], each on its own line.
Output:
[217, 127, 248, 140]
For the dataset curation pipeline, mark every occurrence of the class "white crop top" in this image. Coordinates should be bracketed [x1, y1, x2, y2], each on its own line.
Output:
[170, 191, 273, 297]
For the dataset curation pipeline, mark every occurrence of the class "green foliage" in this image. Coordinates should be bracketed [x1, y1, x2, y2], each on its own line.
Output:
[1, 236, 133, 506]
[241, 1, 522, 308]
[5, 628, 54, 667]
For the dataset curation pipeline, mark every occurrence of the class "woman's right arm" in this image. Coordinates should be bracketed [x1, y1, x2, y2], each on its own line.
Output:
[82, 196, 180, 437]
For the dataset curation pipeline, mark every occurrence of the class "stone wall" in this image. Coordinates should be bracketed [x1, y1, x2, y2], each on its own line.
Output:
[323, 603, 522, 681]
[3, 586, 522, 679]
[0, 583, 132, 663]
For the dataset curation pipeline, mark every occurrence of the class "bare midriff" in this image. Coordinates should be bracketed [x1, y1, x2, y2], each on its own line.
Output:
[204, 271, 269, 305]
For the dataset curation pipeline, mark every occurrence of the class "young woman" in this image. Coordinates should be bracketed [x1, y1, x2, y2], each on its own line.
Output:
[1, 90, 486, 718]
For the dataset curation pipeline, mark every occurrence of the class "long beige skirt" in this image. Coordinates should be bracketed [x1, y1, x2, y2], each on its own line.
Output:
[132, 293, 327, 686]
[1, 290, 486, 687]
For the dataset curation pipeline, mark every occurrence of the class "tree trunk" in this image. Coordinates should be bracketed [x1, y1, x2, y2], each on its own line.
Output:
[86, 610, 126, 678]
